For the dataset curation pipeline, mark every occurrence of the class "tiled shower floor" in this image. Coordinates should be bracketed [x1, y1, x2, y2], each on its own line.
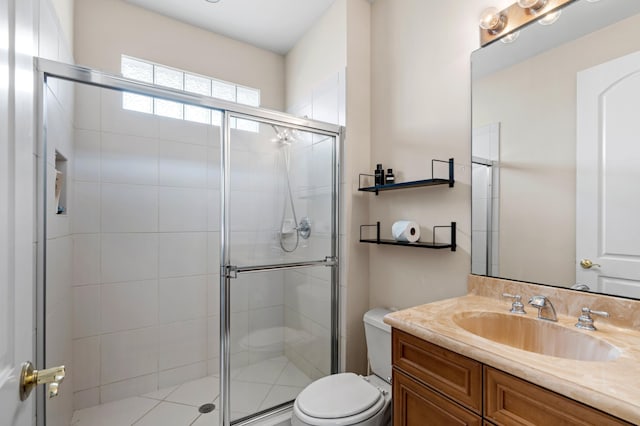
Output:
[71, 356, 312, 425]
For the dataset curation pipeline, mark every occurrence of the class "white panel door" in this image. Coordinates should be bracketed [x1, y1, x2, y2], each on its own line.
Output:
[0, 0, 35, 423]
[0, 0, 25, 423]
[576, 50, 640, 297]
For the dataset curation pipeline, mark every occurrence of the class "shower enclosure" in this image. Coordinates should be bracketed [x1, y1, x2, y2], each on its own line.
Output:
[36, 59, 340, 426]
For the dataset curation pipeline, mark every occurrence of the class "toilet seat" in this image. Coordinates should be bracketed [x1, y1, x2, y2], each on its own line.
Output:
[293, 373, 386, 426]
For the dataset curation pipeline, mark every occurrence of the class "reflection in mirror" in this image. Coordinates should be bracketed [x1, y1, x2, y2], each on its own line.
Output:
[471, 0, 640, 298]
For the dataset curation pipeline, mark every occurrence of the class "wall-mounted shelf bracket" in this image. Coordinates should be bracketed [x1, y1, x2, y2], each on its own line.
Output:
[360, 221, 456, 251]
[358, 158, 454, 195]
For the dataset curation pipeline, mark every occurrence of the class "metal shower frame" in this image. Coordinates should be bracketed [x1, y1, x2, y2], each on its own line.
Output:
[35, 58, 342, 426]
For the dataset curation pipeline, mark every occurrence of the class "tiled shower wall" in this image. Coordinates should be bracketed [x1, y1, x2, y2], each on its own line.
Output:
[70, 85, 223, 409]
[40, 0, 76, 425]
[68, 83, 337, 410]
[283, 70, 344, 380]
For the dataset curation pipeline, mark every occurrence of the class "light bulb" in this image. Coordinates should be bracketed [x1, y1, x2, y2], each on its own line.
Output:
[517, 0, 547, 11]
[539, 10, 561, 25]
[500, 31, 520, 44]
[479, 7, 506, 33]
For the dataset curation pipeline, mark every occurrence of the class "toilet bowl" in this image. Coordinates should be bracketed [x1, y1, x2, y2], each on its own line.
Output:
[291, 308, 392, 426]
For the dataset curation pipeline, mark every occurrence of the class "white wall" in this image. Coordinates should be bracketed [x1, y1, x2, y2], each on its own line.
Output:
[285, 0, 347, 111]
[50, 0, 74, 51]
[74, 0, 285, 110]
[367, 0, 512, 310]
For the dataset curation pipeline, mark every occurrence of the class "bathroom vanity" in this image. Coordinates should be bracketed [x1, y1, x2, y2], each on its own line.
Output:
[385, 276, 640, 425]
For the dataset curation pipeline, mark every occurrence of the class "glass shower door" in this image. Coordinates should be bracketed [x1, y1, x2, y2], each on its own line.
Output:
[222, 116, 337, 422]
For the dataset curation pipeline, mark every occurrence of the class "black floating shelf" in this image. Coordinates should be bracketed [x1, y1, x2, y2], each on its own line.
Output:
[359, 158, 454, 195]
[360, 222, 456, 251]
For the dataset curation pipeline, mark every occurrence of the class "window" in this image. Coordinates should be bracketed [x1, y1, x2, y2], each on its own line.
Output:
[121, 56, 260, 131]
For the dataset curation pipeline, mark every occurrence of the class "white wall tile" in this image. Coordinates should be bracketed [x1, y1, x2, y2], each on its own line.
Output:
[207, 190, 220, 232]
[73, 285, 101, 339]
[158, 319, 207, 370]
[158, 232, 207, 278]
[75, 84, 101, 131]
[158, 362, 208, 389]
[73, 388, 100, 411]
[38, 0, 59, 60]
[101, 327, 158, 384]
[230, 312, 249, 355]
[207, 232, 220, 275]
[101, 233, 158, 283]
[207, 275, 220, 317]
[72, 337, 101, 391]
[46, 236, 72, 309]
[206, 147, 220, 190]
[159, 276, 207, 324]
[159, 140, 207, 188]
[101, 184, 158, 233]
[100, 373, 158, 404]
[158, 115, 208, 146]
[73, 182, 101, 234]
[311, 277, 331, 330]
[207, 315, 220, 361]
[248, 306, 284, 362]
[230, 191, 260, 232]
[74, 129, 101, 182]
[101, 133, 158, 185]
[159, 187, 207, 232]
[101, 90, 158, 138]
[249, 272, 283, 309]
[101, 280, 158, 333]
[72, 234, 101, 286]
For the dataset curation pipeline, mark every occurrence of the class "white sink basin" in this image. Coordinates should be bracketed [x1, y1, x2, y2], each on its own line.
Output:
[453, 311, 620, 362]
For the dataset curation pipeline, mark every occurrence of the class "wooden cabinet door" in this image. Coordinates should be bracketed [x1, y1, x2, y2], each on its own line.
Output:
[393, 368, 482, 426]
[484, 367, 632, 426]
[393, 329, 483, 414]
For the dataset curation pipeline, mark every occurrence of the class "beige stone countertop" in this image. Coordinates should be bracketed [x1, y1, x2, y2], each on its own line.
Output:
[384, 294, 640, 424]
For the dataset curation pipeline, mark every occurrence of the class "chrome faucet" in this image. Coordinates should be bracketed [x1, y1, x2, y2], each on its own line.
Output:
[502, 293, 526, 314]
[575, 307, 609, 331]
[528, 295, 557, 322]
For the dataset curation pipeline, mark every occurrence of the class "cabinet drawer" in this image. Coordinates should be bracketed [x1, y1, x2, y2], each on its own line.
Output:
[485, 367, 632, 426]
[393, 329, 482, 414]
[394, 368, 482, 426]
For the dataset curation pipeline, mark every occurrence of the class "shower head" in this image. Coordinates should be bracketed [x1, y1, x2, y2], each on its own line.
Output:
[271, 124, 294, 145]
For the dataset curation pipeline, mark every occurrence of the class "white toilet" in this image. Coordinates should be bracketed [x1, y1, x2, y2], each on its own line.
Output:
[291, 308, 393, 426]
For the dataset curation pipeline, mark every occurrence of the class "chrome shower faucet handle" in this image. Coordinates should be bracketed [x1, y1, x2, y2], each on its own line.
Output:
[502, 293, 526, 314]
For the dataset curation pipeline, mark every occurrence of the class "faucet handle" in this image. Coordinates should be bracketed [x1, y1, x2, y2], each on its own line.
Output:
[575, 307, 610, 331]
[502, 293, 526, 314]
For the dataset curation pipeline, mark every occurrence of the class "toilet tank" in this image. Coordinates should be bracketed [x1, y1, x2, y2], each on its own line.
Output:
[363, 308, 393, 383]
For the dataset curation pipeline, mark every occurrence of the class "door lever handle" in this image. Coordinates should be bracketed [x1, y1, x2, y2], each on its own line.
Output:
[580, 259, 601, 269]
[20, 361, 65, 401]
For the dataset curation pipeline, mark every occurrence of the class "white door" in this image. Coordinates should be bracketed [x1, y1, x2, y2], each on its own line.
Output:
[0, 0, 25, 422]
[1, 0, 36, 423]
[576, 50, 640, 297]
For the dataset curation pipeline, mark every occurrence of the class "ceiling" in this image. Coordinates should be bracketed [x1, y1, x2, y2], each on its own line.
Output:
[125, 0, 337, 55]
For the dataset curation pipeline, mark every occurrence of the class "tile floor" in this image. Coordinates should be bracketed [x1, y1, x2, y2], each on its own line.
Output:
[71, 356, 311, 425]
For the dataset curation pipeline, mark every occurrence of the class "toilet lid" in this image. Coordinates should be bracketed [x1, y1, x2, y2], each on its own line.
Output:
[296, 373, 383, 419]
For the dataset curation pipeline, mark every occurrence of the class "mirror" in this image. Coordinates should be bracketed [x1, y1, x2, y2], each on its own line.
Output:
[471, 0, 640, 298]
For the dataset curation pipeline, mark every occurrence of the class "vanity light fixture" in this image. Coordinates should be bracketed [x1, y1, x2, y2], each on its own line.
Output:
[205, 0, 221, 3]
[517, 0, 547, 12]
[479, 0, 574, 46]
[538, 10, 562, 25]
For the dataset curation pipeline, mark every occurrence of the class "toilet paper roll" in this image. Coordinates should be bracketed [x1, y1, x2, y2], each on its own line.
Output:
[391, 220, 421, 243]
